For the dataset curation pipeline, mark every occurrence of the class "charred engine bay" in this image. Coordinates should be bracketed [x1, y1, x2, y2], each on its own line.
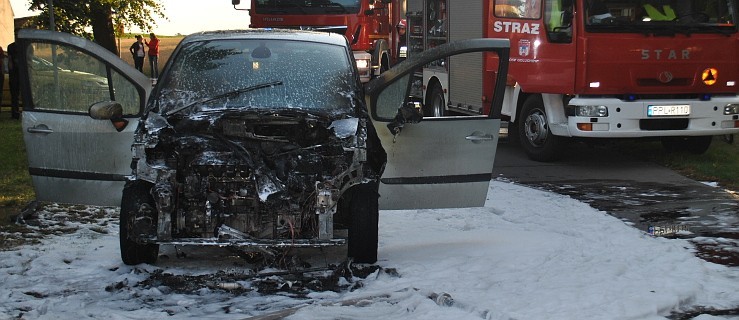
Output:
[148, 113, 359, 241]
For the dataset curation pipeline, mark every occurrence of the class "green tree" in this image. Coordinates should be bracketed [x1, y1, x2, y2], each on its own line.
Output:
[25, 0, 166, 55]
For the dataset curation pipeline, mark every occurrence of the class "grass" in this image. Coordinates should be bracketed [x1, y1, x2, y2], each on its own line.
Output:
[0, 115, 34, 227]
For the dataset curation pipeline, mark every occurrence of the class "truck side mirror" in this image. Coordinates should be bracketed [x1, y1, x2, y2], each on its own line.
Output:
[232, 0, 240, 5]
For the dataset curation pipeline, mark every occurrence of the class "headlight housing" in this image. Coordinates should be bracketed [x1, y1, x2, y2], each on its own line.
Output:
[354, 52, 372, 83]
[724, 104, 739, 115]
[575, 105, 609, 117]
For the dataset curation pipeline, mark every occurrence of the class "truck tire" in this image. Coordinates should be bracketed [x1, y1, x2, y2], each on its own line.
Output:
[518, 95, 563, 161]
[425, 83, 446, 117]
[120, 181, 159, 265]
[347, 182, 379, 264]
[661, 136, 713, 154]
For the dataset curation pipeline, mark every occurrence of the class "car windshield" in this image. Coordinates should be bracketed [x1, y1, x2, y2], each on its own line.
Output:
[584, 0, 737, 34]
[254, 0, 362, 15]
[157, 38, 356, 116]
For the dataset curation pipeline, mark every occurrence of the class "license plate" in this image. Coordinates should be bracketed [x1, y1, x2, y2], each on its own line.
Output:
[647, 104, 690, 117]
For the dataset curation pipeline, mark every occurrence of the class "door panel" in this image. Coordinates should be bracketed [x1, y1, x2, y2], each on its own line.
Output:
[376, 117, 500, 209]
[365, 38, 510, 210]
[18, 29, 151, 206]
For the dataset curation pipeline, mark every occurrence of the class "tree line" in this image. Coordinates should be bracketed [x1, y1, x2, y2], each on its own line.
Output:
[22, 0, 166, 55]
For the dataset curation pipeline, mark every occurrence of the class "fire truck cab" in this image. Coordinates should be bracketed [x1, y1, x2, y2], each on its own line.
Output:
[242, 0, 405, 83]
[405, 0, 739, 161]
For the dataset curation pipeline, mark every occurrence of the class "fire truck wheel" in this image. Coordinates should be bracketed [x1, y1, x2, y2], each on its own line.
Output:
[347, 182, 379, 264]
[661, 136, 713, 154]
[120, 180, 160, 265]
[425, 83, 446, 117]
[518, 95, 563, 161]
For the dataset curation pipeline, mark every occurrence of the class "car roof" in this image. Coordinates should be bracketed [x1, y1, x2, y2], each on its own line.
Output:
[180, 29, 350, 47]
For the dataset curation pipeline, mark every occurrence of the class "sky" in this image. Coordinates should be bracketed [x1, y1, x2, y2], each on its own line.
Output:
[9, 0, 251, 36]
[1, 179, 738, 319]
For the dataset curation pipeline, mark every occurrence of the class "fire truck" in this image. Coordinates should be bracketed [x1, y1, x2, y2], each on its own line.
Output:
[404, 0, 739, 161]
[236, 0, 405, 83]
[237, 0, 739, 161]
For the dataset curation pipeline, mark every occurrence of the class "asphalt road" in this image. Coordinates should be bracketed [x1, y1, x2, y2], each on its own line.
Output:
[492, 137, 739, 266]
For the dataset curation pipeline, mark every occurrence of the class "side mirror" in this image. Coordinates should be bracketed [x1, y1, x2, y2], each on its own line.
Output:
[232, 0, 240, 5]
[561, 10, 574, 27]
[386, 102, 423, 136]
[89, 101, 129, 132]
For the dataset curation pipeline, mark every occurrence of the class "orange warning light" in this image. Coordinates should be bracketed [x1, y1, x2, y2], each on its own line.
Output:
[702, 68, 718, 86]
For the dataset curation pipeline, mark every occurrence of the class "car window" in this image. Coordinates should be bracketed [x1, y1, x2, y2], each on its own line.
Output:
[157, 39, 356, 115]
[27, 43, 140, 115]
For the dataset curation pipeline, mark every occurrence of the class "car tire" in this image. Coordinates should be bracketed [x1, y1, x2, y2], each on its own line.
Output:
[518, 95, 564, 162]
[120, 180, 160, 265]
[661, 136, 713, 154]
[347, 182, 380, 264]
[424, 83, 446, 117]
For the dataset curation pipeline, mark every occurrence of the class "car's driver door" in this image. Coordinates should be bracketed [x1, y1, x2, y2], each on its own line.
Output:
[17, 29, 151, 206]
[366, 39, 510, 209]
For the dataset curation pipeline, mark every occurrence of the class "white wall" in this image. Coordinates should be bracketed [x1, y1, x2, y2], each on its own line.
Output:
[0, 0, 14, 49]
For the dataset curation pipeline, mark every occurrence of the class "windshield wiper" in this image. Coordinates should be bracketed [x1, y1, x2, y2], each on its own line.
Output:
[164, 81, 284, 116]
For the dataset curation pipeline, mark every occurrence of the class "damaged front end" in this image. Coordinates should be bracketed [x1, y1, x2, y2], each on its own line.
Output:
[125, 110, 374, 251]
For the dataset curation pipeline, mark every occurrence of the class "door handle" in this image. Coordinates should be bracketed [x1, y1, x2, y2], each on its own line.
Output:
[465, 132, 494, 144]
[27, 124, 54, 134]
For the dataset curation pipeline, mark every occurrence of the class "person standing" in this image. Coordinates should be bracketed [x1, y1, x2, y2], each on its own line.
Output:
[7, 38, 20, 119]
[145, 32, 160, 79]
[129, 35, 146, 72]
[396, 19, 407, 64]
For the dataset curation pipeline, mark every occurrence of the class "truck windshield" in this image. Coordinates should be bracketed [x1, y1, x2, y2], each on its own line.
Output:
[584, 0, 737, 34]
[253, 0, 362, 15]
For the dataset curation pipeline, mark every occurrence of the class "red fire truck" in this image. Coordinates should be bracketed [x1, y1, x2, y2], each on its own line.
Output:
[237, 0, 739, 161]
[405, 0, 739, 161]
[236, 0, 405, 83]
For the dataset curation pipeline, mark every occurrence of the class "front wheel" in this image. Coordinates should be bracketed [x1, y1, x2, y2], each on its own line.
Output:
[661, 136, 713, 154]
[120, 181, 160, 265]
[424, 83, 446, 117]
[518, 95, 564, 162]
[347, 182, 380, 264]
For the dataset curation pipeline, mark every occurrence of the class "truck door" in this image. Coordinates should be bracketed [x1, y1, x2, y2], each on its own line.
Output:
[17, 29, 151, 206]
[490, 0, 577, 93]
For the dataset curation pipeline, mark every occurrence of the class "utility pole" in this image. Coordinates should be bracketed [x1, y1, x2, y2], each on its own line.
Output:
[48, 0, 55, 31]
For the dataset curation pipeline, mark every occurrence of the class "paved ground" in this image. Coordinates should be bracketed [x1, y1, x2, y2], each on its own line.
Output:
[492, 137, 739, 267]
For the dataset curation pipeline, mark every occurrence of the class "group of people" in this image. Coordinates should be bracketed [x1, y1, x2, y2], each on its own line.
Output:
[129, 32, 160, 79]
[0, 38, 21, 119]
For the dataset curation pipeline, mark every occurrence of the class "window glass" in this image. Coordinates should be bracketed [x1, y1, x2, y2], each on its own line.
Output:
[111, 70, 142, 116]
[254, 0, 361, 14]
[158, 39, 356, 116]
[28, 43, 112, 113]
[544, 0, 574, 42]
[585, 0, 736, 32]
[494, 0, 542, 19]
[376, 74, 410, 120]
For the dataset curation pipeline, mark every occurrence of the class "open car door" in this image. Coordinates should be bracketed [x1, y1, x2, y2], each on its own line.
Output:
[17, 29, 151, 206]
[365, 39, 510, 209]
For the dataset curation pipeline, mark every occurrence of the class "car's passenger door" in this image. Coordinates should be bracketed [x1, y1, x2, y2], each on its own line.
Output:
[365, 39, 510, 209]
[17, 29, 151, 206]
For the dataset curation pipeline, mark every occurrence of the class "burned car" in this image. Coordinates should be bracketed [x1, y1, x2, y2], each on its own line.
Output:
[17, 29, 510, 266]
[121, 30, 387, 264]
